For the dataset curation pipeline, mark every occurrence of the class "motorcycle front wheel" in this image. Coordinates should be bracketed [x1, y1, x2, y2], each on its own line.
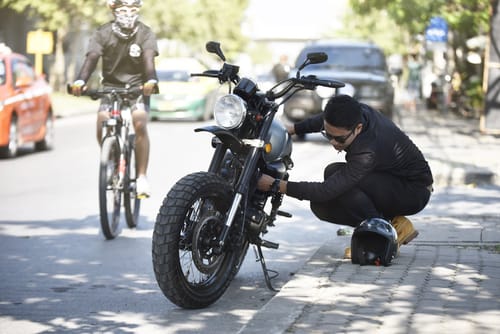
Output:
[152, 171, 244, 309]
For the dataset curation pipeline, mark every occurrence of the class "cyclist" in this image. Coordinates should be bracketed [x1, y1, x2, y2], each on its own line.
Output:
[71, 0, 158, 198]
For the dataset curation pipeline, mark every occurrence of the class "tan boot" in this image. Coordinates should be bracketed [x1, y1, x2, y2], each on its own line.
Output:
[391, 216, 419, 246]
[344, 247, 351, 259]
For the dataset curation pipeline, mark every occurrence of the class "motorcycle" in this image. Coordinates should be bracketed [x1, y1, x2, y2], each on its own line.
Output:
[152, 41, 345, 309]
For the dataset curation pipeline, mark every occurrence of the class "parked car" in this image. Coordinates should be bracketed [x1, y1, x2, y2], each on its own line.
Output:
[150, 58, 221, 121]
[0, 45, 54, 158]
[283, 40, 395, 123]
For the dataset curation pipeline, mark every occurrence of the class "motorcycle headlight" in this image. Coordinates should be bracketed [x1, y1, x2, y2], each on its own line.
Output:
[213, 94, 247, 129]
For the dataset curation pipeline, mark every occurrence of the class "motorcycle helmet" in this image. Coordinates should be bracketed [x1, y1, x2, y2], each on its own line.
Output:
[351, 218, 398, 266]
[108, 0, 142, 30]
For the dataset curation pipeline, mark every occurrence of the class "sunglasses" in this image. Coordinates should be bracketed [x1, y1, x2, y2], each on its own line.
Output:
[321, 128, 355, 144]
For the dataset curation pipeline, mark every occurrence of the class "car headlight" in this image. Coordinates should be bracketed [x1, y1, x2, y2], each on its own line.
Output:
[213, 94, 247, 129]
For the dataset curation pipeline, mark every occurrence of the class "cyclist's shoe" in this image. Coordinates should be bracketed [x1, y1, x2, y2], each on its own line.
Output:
[391, 216, 419, 246]
[136, 175, 151, 199]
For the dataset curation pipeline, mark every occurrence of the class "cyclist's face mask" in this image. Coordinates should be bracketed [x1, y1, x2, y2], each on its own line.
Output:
[114, 6, 139, 30]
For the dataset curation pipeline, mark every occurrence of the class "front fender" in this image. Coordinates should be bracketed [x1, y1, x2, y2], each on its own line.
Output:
[195, 126, 247, 154]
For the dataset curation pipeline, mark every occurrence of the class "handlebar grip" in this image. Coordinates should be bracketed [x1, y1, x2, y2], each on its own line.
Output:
[191, 70, 220, 78]
[299, 76, 345, 89]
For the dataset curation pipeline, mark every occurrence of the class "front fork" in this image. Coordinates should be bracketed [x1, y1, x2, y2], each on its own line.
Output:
[102, 119, 127, 190]
[217, 145, 261, 250]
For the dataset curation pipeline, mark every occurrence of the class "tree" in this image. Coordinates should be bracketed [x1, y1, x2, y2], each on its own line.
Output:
[1, 0, 107, 90]
[349, 0, 490, 108]
[334, 7, 409, 55]
[1, 0, 249, 91]
[145, 0, 249, 58]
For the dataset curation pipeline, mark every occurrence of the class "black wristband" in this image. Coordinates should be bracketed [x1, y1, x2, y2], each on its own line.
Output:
[270, 178, 280, 193]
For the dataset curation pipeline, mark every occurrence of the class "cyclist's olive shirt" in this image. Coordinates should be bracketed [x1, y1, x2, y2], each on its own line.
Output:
[87, 21, 158, 87]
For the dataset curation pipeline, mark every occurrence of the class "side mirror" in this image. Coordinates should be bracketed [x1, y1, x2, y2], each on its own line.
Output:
[296, 52, 328, 74]
[307, 52, 328, 65]
[206, 41, 226, 62]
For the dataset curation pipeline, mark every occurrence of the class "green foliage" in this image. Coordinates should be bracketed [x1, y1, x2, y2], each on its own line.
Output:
[143, 0, 249, 57]
[2, 0, 108, 30]
[349, 0, 490, 43]
[2, 0, 249, 53]
[1, 0, 250, 91]
[334, 7, 409, 55]
[348, 0, 491, 109]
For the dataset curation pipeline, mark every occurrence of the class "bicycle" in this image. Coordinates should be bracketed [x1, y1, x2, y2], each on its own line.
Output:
[68, 84, 145, 239]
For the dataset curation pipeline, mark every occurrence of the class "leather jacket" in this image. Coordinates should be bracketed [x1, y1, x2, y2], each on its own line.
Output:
[286, 104, 433, 202]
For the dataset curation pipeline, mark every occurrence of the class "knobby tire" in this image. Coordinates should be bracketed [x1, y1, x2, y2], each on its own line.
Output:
[152, 172, 245, 309]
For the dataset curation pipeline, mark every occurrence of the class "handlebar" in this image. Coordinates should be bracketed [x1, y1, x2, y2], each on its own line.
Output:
[66, 84, 149, 100]
[295, 75, 345, 89]
[265, 75, 346, 101]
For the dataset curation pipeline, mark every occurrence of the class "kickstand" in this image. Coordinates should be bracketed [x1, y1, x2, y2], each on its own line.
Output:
[253, 245, 280, 292]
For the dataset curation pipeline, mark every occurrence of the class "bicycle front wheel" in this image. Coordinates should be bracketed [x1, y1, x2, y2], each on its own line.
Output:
[124, 134, 140, 228]
[99, 136, 122, 239]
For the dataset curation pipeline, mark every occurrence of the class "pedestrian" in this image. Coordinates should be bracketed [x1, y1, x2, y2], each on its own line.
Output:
[70, 0, 158, 198]
[405, 53, 422, 112]
[257, 95, 433, 258]
[271, 54, 290, 83]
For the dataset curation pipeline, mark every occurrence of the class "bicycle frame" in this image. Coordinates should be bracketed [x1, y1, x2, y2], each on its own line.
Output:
[101, 93, 134, 189]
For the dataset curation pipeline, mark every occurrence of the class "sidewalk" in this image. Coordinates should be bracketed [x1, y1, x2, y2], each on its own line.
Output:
[239, 104, 500, 333]
[51, 92, 98, 118]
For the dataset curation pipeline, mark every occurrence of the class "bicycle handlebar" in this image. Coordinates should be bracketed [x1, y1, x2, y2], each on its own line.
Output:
[66, 84, 146, 100]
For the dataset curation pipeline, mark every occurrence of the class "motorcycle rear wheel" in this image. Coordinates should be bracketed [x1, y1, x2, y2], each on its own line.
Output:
[152, 172, 244, 309]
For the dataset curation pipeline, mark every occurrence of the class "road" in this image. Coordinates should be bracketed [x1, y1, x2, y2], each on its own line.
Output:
[0, 113, 346, 333]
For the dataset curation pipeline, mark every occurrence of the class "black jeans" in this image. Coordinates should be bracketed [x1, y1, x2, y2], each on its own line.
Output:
[310, 162, 432, 227]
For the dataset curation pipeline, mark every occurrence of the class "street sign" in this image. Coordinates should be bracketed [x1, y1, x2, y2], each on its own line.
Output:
[26, 30, 53, 75]
[425, 16, 448, 43]
[27, 30, 53, 54]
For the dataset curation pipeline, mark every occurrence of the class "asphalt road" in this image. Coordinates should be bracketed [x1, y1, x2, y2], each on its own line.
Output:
[0, 113, 347, 333]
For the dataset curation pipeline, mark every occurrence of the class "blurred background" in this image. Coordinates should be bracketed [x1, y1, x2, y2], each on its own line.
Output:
[1, 0, 499, 131]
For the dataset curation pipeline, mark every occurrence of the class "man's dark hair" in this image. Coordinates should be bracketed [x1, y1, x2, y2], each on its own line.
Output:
[323, 95, 362, 129]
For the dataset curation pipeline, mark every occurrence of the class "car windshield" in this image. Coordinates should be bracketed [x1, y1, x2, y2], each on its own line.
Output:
[295, 46, 386, 71]
[157, 70, 190, 82]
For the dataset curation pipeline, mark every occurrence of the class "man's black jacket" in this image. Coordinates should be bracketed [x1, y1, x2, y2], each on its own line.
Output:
[286, 104, 433, 202]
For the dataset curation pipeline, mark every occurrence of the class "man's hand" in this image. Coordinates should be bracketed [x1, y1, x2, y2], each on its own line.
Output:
[70, 80, 86, 96]
[285, 123, 295, 135]
[257, 174, 276, 192]
[143, 79, 158, 96]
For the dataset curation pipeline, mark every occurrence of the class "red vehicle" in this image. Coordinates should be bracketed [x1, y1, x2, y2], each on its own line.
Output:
[0, 45, 54, 158]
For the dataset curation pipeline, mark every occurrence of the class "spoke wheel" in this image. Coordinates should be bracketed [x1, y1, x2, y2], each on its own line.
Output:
[124, 134, 140, 228]
[152, 172, 245, 309]
[99, 136, 122, 239]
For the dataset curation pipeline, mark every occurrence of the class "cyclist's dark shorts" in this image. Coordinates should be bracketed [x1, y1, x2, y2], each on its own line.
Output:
[98, 93, 150, 113]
